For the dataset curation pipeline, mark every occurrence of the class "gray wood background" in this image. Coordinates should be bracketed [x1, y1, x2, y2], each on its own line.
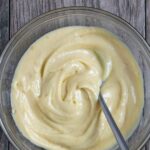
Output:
[0, 0, 150, 149]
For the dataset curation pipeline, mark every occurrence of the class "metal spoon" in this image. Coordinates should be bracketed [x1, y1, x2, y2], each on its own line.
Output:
[99, 82, 129, 150]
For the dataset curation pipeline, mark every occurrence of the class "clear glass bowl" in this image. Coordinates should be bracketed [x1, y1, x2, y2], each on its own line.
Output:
[0, 7, 150, 150]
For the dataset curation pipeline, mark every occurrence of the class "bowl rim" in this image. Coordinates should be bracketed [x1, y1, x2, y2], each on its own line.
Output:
[0, 6, 150, 150]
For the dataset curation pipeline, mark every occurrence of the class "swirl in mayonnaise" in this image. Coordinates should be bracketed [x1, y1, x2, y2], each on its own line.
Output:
[11, 27, 144, 150]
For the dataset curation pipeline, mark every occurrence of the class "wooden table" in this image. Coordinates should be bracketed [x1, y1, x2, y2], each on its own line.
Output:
[0, 0, 150, 149]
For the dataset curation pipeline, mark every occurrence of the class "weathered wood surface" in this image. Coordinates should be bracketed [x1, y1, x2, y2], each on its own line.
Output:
[0, 0, 9, 149]
[10, 0, 146, 37]
[145, 0, 150, 150]
[146, 0, 150, 45]
[0, 0, 150, 149]
[0, 0, 9, 54]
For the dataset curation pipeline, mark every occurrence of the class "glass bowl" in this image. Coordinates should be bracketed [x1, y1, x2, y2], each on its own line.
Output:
[0, 7, 150, 150]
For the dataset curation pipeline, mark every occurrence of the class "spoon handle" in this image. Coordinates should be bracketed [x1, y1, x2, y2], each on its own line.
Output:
[99, 93, 129, 150]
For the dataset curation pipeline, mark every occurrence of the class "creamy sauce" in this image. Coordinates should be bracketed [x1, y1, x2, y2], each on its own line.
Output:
[11, 27, 144, 150]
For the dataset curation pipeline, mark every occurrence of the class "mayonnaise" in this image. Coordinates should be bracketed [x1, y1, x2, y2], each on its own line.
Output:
[11, 27, 144, 150]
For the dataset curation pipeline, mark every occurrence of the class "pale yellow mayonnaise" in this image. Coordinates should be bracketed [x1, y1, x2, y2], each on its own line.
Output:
[11, 27, 144, 150]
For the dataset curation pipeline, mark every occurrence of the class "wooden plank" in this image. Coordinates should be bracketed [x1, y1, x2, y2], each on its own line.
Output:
[141, 146, 146, 150]
[9, 0, 147, 150]
[0, 128, 9, 150]
[10, 0, 146, 37]
[145, 3, 150, 146]
[99, 0, 146, 37]
[10, 0, 54, 37]
[145, 0, 150, 149]
[0, 0, 9, 53]
[141, 146, 148, 150]
[8, 143, 16, 150]
[0, 0, 10, 149]
[146, 0, 150, 45]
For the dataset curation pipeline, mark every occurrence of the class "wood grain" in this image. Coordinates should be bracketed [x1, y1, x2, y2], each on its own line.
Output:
[0, 0, 148, 149]
[0, 0, 10, 149]
[0, 129, 9, 150]
[10, 0, 146, 37]
[144, 0, 150, 149]
[0, 0, 9, 53]
[146, 0, 150, 45]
